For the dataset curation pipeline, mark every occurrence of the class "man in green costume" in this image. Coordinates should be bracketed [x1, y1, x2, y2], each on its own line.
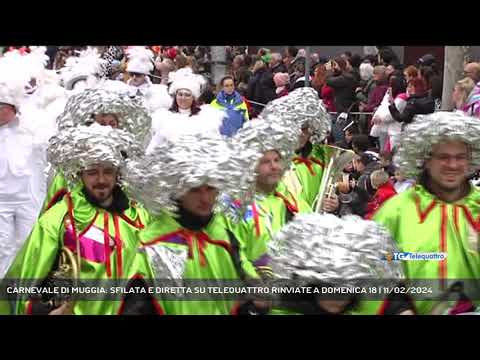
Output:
[2, 124, 150, 315]
[363, 112, 480, 315]
[124, 132, 268, 315]
[261, 87, 335, 208]
[40, 87, 152, 216]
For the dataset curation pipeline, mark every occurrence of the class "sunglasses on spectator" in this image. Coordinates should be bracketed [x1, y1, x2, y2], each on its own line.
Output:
[129, 72, 145, 78]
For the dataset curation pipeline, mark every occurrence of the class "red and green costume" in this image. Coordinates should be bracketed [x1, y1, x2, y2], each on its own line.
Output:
[2, 183, 151, 315]
[356, 184, 480, 315]
[137, 210, 259, 315]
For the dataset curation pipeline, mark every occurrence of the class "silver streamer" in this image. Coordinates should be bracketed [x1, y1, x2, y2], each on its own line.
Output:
[261, 87, 331, 144]
[269, 213, 404, 286]
[56, 88, 152, 147]
[395, 112, 480, 178]
[47, 123, 143, 188]
[140, 245, 188, 289]
[124, 132, 261, 220]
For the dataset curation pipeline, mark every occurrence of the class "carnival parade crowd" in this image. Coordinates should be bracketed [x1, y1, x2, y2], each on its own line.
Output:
[1, 45, 480, 315]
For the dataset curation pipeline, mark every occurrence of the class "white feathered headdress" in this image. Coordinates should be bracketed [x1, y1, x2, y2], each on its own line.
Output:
[59, 47, 108, 90]
[125, 46, 154, 75]
[168, 67, 206, 99]
[0, 50, 30, 108]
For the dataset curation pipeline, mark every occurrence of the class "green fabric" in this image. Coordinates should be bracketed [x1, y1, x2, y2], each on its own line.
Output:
[365, 184, 480, 315]
[137, 210, 259, 315]
[40, 171, 69, 216]
[3, 183, 151, 315]
[227, 181, 312, 268]
[291, 144, 334, 207]
[210, 99, 250, 122]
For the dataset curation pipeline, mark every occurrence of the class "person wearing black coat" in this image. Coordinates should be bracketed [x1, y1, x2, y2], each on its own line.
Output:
[388, 77, 435, 125]
[246, 61, 276, 117]
[325, 57, 358, 114]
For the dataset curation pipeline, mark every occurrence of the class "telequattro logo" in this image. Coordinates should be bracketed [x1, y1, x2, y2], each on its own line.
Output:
[384, 252, 447, 262]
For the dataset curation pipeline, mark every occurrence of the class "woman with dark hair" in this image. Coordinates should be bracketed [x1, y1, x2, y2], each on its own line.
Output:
[148, 73, 224, 153]
[210, 75, 249, 137]
[312, 63, 336, 112]
[418, 65, 443, 109]
[388, 77, 435, 126]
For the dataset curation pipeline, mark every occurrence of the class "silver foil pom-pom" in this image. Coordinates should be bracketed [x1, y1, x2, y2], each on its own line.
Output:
[141, 245, 188, 288]
[56, 88, 152, 148]
[261, 87, 331, 144]
[124, 132, 261, 221]
[269, 213, 404, 286]
[395, 112, 480, 178]
[47, 123, 143, 188]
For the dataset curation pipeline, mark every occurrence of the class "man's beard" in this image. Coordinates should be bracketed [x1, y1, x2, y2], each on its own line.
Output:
[83, 186, 114, 207]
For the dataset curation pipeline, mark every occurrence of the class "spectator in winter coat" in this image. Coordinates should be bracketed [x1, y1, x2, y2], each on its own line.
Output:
[273, 72, 290, 98]
[325, 57, 357, 113]
[269, 53, 288, 74]
[364, 170, 397, 220]
[418, 65, 442, 109]
[370, 74, 408, 152]
[359, 65, 389, 114]
[210, 75, 249, 137]
[353, 153, 383, 200]
[312, 64, 336, 112]
[388, 77, 435, 125]
[452, 77, 475, 112]
[246, 60, 276, 117]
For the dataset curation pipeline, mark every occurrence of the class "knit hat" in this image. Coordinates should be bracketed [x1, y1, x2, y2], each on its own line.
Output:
[273, 72, 290, 87]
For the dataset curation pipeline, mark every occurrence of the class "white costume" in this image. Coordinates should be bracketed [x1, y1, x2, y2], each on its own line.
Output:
[125, 46, 171, 114]
[147, 68, 222, 154]
[0, 49, 60, 277]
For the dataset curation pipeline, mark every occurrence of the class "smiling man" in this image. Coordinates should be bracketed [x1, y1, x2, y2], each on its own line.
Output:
[366, 112, 480, 315]
[3, 124, 150, 315]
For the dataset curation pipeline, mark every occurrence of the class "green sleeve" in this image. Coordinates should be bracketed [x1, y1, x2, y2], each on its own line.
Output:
[6, 203, 68, 314]
[40, 171, 69, 216]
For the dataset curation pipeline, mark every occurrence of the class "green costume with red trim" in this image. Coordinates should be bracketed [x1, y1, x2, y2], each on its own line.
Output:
[2, 183, 151, 315]
[137, 210, 259, 315]
[356, 184, 480, 315]
[40, 171, 69, 216]
[288, 144, 334, 207]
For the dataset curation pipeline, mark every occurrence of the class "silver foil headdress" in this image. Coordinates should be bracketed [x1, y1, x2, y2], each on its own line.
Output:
[47, 123, 143, 187]
[269, 213, 404, 285]
[395, 112, 480, 178]
[261, 87, 331, 144]
[125, 132, 261, 219]
[56, 88, 152, 147]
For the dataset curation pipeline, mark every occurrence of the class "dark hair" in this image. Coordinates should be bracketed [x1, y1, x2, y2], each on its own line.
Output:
[418, 66, 435, 90]
[169, 95, 201, 116]
[352, 134, 371, 152]
[220, 75, 235, 87]
[364, 54, 378, 66]
[287, 46, 298, 58]
[389, 75, 407, 98]
[345, 124, 359, 135]
[359, 153, 374, 166]
[350, 54, 362, 68]
[334, 57, 347, 71]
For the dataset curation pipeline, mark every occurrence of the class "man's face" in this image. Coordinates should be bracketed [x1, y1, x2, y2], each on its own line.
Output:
[386, 65, 395, 77]
[94, 113, 119, 128]
[425, 141, 469, 192]
[176, 89, 194, 110]
[256, 150, 284, 190]
[81, 164, 118, 205]
[222, 79, 235, 95]
[180, 185, 218, 218]
[129, 72, 146, 87]
[0, 103, 16, 126]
